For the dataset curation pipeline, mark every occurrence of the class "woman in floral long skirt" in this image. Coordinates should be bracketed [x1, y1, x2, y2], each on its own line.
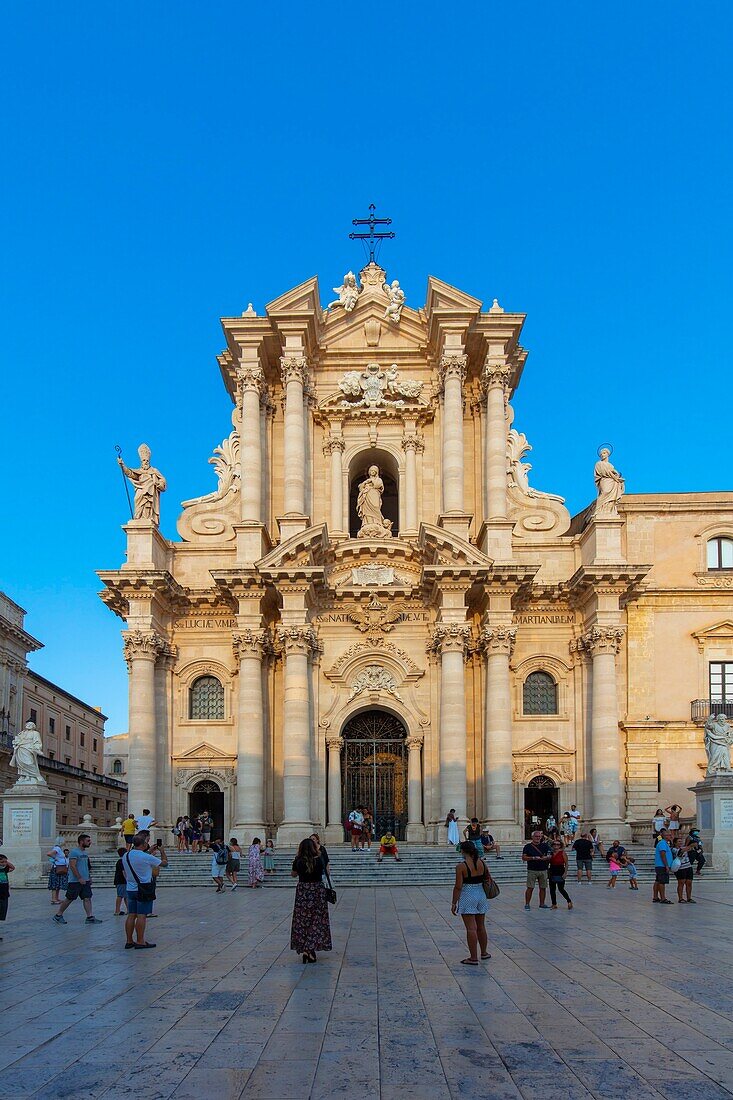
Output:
[290, 837, 332, 963]
[247, 838, 264, 888]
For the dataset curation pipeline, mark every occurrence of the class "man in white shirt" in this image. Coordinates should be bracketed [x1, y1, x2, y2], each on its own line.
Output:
[136, 809, 157, 831]
[123, 833, 167, 950]
[348, 808, 364, 852]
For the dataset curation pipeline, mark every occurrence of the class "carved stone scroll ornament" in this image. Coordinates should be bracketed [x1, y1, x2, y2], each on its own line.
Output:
[438, 353, 467, 389]
[122, 629, 165, 665]
[174, 767, 236, 788]
[178, 409, 241, 543]
[481, 360, 513, 394]
[348, 665, 404, 703]
[479, 626, 517, 659]
[505, 404, 565, 504]
[325, 734, 345, 753]
[280, 355, 310, 388]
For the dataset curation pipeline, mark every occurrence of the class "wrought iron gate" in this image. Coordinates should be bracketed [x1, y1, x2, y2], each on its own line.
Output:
[342, 711, 408, 840]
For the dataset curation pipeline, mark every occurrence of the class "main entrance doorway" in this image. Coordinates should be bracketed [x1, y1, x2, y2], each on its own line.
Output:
[341, 710, 407, 840]
[523, 774, 559, 838]
[189, 779, 225, 840]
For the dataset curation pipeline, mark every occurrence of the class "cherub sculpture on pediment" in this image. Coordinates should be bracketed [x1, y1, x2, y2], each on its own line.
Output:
[383, 279, 405, 323]
[327, 271, 359, 313]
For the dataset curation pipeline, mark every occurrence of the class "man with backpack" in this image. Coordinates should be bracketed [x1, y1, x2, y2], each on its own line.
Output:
[211, 838, 229, 892]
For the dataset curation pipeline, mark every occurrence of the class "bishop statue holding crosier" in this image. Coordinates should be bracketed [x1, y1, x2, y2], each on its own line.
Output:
[118, 444, 167, 525]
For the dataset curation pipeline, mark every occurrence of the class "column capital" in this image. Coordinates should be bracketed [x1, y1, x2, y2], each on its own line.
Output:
[576, 626, 625, 657]
[405, 734, 424, 751]
[481, 359, 513, 395]
[428, 623, 472, 655]
[402, 431, 424, 453]
[236, 362, 265, 399]
[232, 627, 271, 664]
[122, 629, 165, 666]
[323, 434, 345, 456]
[480, 626, 517, 658]
[279, 355, 310, 387]
[158, 642, 179, 671]
[438, 352, 467, 391]
[277, 624, 320, 656]
[325, 734, 345, 752]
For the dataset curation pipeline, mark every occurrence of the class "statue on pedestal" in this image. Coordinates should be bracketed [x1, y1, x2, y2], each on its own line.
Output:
[118, 444, 167, 525]
[703, 713, 733, 775]
[356, 465, 392, 538]
[9, 721, 45, 786]
[383, 279, 405, 324]
[594, 447, 625, 517]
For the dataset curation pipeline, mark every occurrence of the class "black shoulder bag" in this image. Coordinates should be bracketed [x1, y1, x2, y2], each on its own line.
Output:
[324, 870, 337, 905]
[125, 853, 156, 903]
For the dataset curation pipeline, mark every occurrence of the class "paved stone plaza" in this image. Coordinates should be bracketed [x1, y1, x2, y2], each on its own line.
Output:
[1, 883, 733, 1099]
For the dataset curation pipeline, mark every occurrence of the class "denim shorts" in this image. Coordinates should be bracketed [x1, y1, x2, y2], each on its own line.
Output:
[116, 884, 127, 898]
[126, 891, 154, 916]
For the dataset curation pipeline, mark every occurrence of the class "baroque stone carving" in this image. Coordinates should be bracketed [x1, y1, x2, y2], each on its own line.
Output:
[327, 271, 359, 313]
[405, 734, 424, 751]
[594, 448, 625, 518]
[232, 628, 271, 663]
[276, 625, 320, 656]
[438, 353, 467, 388]
[351, 566, 395, 586]
[428, 624, 472, 655]
[575, 627, 624, 657]
[122, 630, 165, 665]
[338, 362, 424, 408]
[9, 721, 45, 785]
[481, 360, 513, 393]
[349, 665, 404, 703]
[325, 734, 344, 752]
[280, 356, 310, 387]
[117, 444, 167, 525]
[480, 626, 517, 658]
[178, 409, 242, 543]
[703, 713, 733, 775]
[356, 466, 392, 538]
[348, 594, 402, 643]
[174, 767, 236, 788]
[506, 404, 564, 503]
[383, 279, 405, 323]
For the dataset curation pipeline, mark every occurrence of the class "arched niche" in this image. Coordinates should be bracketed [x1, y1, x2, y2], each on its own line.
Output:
[347, 448, 399, 538]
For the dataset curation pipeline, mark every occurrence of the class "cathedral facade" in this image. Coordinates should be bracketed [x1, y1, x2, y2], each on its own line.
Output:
[99, 261, 733, 844]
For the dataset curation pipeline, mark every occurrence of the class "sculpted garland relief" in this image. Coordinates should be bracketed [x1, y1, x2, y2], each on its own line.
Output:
[349, 665, 405, 704]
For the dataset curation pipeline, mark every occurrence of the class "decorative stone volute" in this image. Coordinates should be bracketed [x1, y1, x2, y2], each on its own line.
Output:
[122, 630, 165, 665]
[480, 626, 517, 658]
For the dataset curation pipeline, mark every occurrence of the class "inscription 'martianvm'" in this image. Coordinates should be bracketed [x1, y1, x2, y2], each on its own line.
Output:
[515, 613, 574, 625]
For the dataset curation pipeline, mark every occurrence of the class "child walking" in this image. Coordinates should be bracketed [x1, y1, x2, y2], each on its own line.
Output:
[262, 838, 276, 875]
[607, 854, 623, 887]
[625, 854, 639, 889]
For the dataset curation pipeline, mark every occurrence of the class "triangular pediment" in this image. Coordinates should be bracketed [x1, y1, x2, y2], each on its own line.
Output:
[266, 275, 321, 316]
[257, 524, 329, 573]
[692, 620, 733, 641]
[425, 276, 482, 315]
[514, 738, 573, 757]
[177, 742, 232, 762]
[419, 523, 493, 568]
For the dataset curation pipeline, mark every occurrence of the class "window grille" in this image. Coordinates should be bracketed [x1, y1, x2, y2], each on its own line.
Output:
[523, 671, 558, 715]
[189, 675, 225, 720]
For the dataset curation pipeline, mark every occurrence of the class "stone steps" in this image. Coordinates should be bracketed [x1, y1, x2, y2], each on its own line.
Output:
[25, 844, 727, 888]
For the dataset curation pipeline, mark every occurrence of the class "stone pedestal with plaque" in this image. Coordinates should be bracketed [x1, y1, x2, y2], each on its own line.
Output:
[689, 774, 733, 874]
[1, 783, 60, 886]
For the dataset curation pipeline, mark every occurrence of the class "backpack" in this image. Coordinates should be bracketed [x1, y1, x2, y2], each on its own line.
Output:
[215, 847, 228, 865]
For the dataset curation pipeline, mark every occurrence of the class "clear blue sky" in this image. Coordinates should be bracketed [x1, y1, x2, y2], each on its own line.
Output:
[1, 4, 731, 737]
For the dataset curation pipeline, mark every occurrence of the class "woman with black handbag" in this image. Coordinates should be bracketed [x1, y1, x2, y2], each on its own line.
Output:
[290, 837, 332, 964]
[451, 841, 491, 965]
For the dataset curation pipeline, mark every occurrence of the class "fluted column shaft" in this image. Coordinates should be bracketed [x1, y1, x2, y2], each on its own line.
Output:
[123, 630, 163, 817]
[440, 355, 466, 514]
[483, 364, 512, 520]
[239, 368, 263, 522]
[233, 630, 267, 832]
[326, 736, 344, 828]
[326, 438, 344, 535]
[281, 357, 307, 515]
[584, 628, 624, 824]
[482, 627, 516, 824]
[433, 625, 470, 821]
[279, 626, 316, 831]
[406, 735, 424, 825]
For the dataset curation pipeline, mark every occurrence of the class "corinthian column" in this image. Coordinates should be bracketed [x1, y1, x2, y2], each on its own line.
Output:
[481, 360, 513, 521]
[439, 354, 467, 514]
[325, 734, 344, 844]
[325, 435, 345, 536]
[431, 624, 471, 824]
[406, 734, 425, 842]
[582, 626, 625, 827]
[232, 628, 269, 836]
[154, 644, 177, 827]
[280, 356, 308, 516]
[123, 629, 164, 817]
[481, 625, 518, 839]
[237, 358, 264, 523]
[402, 432, 422, 534]
[277, 625, 317, 845]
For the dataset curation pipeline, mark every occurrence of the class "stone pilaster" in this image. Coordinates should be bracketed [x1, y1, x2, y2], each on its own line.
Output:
[324, 733, 345, 844]
[277, 624, 319, 845]
[429, 624, 471, 825]
[480, 358, 514, 559]
[232, 627, 270, 837]
[480, 624, 520, 841]
[577, 626, 626, 830]
[123, 629, 165, 817]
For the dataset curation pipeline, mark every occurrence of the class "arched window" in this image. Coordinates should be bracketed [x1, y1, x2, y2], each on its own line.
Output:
[707, 537, 733, 570]
[523, 671, 558, 715]
[189, 675, 225, 720]
[112, 759, 122, 775]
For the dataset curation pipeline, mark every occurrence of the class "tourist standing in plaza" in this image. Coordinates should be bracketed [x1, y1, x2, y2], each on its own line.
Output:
[123, 832, 167, 949]
[226, 837, 242, 888]
[0, 853, 15, 939]
[451, 841, 491, 964]
[624, 853, 639, 889]
[198, 811, 212, 851]
[548, 840, 573, 910]
[572, 833, 594, 883]
[121, 814, 137, 850]
[664, 805, 682, 844]
[310, 833, 330, 878]
[290, 837, 332, 964]
[674, 838, 697, 903]
[348, 807, 364, 851]
[445, 809, 460, 847]
[523, 830, 551, 910]
[247, 838, 264, 888]
[113, 847, 128, 915]
[464, 818, 484, 855]
[653, 827, 673, 904]
[53, 833, 102, 924]
[652, 808, 667, 840]
[46, 836, 68, 904]
[361, 809, 374, 850]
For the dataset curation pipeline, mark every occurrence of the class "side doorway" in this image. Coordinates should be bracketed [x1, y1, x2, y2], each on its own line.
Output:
[189, 780, 225, 841]
[523, 774, 559, 838]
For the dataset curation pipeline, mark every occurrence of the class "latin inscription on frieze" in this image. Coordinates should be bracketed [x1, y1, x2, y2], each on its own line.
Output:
[515, 613, 574, 625]
[175, 618, 237, 629]
[317, 611, 430, 624]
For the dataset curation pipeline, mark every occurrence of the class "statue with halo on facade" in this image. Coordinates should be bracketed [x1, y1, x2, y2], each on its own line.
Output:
[594, 446, 625, 517]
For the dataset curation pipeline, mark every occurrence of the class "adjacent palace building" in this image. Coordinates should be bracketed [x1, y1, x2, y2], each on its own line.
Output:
[99, 261, 733, 844]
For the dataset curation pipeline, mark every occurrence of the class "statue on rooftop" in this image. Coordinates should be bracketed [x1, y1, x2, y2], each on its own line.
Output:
[117, 444, 167, 525]
[327, 271, 359, 313]
[594, 447, 625, 517]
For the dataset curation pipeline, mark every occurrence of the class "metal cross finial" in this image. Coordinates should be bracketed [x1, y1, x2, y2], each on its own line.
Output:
[350, 203, 395, 263]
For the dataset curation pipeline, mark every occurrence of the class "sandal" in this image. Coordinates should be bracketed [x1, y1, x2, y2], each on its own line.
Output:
[460, 958, 479, 966]
[134, 942, 156, 949]
[481, 953, 491, 960]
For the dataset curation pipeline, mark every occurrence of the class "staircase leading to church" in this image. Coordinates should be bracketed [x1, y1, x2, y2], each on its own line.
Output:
[26, 844, 728, 887]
